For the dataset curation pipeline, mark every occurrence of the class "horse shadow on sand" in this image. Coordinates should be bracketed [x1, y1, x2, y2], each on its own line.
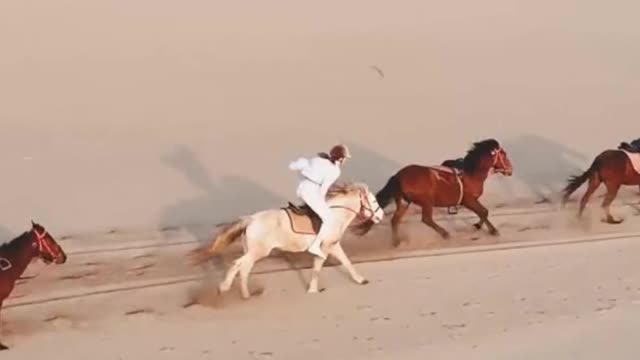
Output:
[0, 225, 15, 245]
[157, 145, 285, 287]
[158, 144, 285, 240]
[496, 134, 589, 204]
[340, 141, 403, 192]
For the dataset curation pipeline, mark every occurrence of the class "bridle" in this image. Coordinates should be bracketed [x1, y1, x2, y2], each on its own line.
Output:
[0, 228, 59, 272]
[490, 148, 510, 174]
[330, 190, 381, 222]
[32, 228, 60, 263]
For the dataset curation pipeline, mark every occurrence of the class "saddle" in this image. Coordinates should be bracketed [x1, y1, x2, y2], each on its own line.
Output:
[618, 142, 640, 153]
[440, 158, 465, 171]
[0, 257, 12, 271]
[282, 202, 322, 235]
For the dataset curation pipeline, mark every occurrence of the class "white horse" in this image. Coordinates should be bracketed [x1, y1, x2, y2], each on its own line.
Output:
[190, 182, 384, 298]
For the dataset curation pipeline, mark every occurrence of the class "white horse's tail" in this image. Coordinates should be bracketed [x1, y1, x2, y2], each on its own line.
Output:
[189, 217, 250, 265]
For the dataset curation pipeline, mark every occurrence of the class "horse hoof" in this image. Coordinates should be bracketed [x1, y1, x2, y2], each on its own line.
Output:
[0, 343, 8, 351]
[473, 223, 482, 230]
[250, 287, 264, 297]
[489, 229, 500, 236]
[604, 216, 623, 225]
[359, 279, 369, 285]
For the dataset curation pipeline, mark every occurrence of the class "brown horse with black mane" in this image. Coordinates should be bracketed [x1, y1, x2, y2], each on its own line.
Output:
[0, 221, 67, 350]
[561, 143, 640, 223]
[354, 139, 513, 246]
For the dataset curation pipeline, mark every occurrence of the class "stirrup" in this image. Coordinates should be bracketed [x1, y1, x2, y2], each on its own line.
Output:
[0, 258, 12, 271]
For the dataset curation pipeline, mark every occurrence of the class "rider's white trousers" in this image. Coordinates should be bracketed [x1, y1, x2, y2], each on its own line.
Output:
[296, 180, 335, 247]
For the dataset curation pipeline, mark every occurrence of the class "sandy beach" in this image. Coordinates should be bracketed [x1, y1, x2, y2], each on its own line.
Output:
[3, 0, 640, 358]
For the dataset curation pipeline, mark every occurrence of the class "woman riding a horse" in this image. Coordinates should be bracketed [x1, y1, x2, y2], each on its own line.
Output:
[289, 144, 351, 259]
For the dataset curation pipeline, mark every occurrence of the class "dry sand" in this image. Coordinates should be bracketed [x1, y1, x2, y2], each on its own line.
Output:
[3, 200, 640, 359]
[3, 0, 640, 358]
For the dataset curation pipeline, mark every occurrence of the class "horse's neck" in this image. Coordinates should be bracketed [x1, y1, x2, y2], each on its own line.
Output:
[0, 235, 35, 281]
[327, 195, 359, 224]
[463, 165, 491, 183]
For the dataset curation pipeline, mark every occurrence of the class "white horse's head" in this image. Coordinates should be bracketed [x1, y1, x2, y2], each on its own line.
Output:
[327, 182, 384, 224]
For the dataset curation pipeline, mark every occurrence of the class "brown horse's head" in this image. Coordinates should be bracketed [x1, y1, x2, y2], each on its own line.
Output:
[491, 147, 513, 176]
[30, 221, 67, 264]
[463, 139, 513, 176]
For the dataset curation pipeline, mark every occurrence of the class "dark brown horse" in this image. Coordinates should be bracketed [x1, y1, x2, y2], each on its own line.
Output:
[561, 146, 640, 223]
[0, 221, 67, 350]
[354, 139, 513, 246]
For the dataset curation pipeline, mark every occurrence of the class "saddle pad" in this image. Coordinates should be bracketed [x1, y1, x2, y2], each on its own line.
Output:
[283, 208, 321, 235]
[622, 150, 640, 175]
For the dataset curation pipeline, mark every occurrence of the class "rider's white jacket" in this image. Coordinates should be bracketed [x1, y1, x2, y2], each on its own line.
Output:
[289, 155, 341, 197]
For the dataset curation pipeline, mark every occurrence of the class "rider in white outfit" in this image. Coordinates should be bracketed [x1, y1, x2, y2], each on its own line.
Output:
[289, 144, 351, 259]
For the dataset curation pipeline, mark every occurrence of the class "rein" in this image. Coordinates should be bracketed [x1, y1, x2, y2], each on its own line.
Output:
[329, 191, 380, 222]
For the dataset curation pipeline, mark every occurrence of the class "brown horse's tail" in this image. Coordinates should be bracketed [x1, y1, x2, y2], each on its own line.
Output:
[561, 158, 600, 206]
[375, 175, 402, 209]
[352, 175, 401, 236]
[189, 217, 250, 265]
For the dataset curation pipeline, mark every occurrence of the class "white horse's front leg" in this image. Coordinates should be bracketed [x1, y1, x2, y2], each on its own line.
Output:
[307, 256, 327, 293]
[329, 243, 368, 285]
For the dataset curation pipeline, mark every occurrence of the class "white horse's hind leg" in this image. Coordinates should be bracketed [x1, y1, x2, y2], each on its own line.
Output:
[238, 255, 257, 299]
[218, 258, 242, 293]
[329, 243, 368, 285]
[307, 256, 327, 293]
[238, 242, 272, 299]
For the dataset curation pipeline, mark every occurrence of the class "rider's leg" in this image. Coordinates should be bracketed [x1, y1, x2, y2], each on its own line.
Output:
[298, 184, 332, 259]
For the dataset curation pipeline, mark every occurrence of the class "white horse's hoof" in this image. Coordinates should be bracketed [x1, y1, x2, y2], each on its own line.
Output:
[307, 287, 325, 294]
[358, 279, 369, 285]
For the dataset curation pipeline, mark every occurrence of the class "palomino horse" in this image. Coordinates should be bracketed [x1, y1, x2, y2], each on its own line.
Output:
[190, 182, 384, 298]
[0, 221, 67, 350]
[354, 139, 513, 246]
[561, 146, 640, 223]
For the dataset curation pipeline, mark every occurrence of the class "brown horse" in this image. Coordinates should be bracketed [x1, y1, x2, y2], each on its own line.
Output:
[561, 147, 640, 223]
[0, 221, 67, 350]
[354, 139, 513, 246]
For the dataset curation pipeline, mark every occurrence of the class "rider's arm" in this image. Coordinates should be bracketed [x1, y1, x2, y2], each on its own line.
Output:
[289, 157, 309, 171]
[319, 168, 339, 197]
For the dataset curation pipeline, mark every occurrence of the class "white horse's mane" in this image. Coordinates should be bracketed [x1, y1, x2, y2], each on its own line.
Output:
[326, 181, 369, 199]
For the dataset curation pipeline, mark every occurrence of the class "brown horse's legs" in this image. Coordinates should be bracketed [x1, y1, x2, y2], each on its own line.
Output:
[463, 199, 498, 236]
[391, 198, 410, 247]
[602, 181, 623, 224]
[420, 203, 450, 239]
[578, 176, 601, 218]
